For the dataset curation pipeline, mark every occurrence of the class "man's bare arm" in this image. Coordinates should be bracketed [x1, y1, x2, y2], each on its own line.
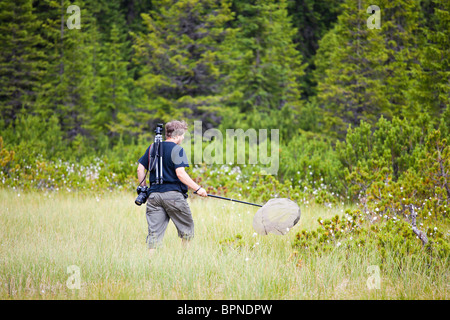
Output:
[137, 163, 147, 187]
[176, 167, 207, 197]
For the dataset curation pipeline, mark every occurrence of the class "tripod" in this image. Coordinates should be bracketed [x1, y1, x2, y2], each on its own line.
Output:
[135, 124, 165, 206]
[149, 124, 164, 185]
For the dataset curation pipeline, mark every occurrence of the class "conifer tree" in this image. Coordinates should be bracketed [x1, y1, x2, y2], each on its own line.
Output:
[314, 0, 388, 137]
[33, 0, 65, 119]
[32, 0, 101, 142]
[89, 23, 132, 139]
[50, 1, 98, 140]
[410, 0, 449, 119]
[314, 0, 423, 137]
[220, 0, 305, 139]
[0, 0, 45, 126]
[84, 0, 128, 42]
[132, 0, 234, 131]
[286, 0, 345, 98]
[380, 0, 421, 117]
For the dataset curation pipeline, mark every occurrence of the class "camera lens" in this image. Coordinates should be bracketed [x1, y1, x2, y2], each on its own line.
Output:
[135, 187, 149, 206]
[135, 193, 144, 206]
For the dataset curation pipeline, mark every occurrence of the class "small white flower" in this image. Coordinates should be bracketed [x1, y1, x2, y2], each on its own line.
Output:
[245, 257, 249, 262]
[336, 242, 341, 247]
[434, 227, 437, 231]
[252, 232, 257, 237]
[349, 237, 353, 240]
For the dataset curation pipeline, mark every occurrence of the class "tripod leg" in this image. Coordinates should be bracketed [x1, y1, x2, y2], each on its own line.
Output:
[154, 141, 159, 184]
[159, 141, 163, 184]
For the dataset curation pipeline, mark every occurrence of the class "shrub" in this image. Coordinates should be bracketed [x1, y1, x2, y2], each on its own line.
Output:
[279, 130, 345, 197]
[293, 209, 449, 269]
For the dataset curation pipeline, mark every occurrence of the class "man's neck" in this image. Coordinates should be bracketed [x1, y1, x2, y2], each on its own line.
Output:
[166, 138, 178, 144]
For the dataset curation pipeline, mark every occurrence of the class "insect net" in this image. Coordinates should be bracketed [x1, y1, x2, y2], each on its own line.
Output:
[252, 198, 301, 235]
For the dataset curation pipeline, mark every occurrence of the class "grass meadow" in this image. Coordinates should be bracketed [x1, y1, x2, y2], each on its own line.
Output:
[0, 188, 448, 300]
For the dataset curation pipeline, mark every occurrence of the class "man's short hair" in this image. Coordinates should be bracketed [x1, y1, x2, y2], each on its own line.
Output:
[165, 120, 188, 138]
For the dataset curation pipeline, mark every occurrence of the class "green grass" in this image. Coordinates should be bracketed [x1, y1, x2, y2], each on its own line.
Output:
[0, 188, 448, 299]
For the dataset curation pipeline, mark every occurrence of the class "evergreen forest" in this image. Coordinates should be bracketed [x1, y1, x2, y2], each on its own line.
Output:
[0, 0, 449, 209]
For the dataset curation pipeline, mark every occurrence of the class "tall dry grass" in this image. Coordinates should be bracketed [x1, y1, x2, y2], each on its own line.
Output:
[0, 189, 448, 299]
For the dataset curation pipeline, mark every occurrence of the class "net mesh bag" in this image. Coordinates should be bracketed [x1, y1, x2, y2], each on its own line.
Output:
[252, 198, 301, 235]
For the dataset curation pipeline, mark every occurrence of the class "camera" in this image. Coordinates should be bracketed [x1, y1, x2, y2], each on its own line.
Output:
[155, 123, 164, 135]
[135, 185, 150, 206]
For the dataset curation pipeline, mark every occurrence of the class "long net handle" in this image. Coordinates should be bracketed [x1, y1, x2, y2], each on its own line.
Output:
[205, 194, 263, 207]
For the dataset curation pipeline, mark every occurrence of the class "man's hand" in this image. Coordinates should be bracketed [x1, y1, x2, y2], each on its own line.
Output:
[195, 187, 208, 197]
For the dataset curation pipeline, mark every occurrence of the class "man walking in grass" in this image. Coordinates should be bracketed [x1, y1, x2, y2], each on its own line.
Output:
[137, 120, 207, 255]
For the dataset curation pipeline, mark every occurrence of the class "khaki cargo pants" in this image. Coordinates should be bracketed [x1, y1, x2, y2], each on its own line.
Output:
[145, 191, 194, 249]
